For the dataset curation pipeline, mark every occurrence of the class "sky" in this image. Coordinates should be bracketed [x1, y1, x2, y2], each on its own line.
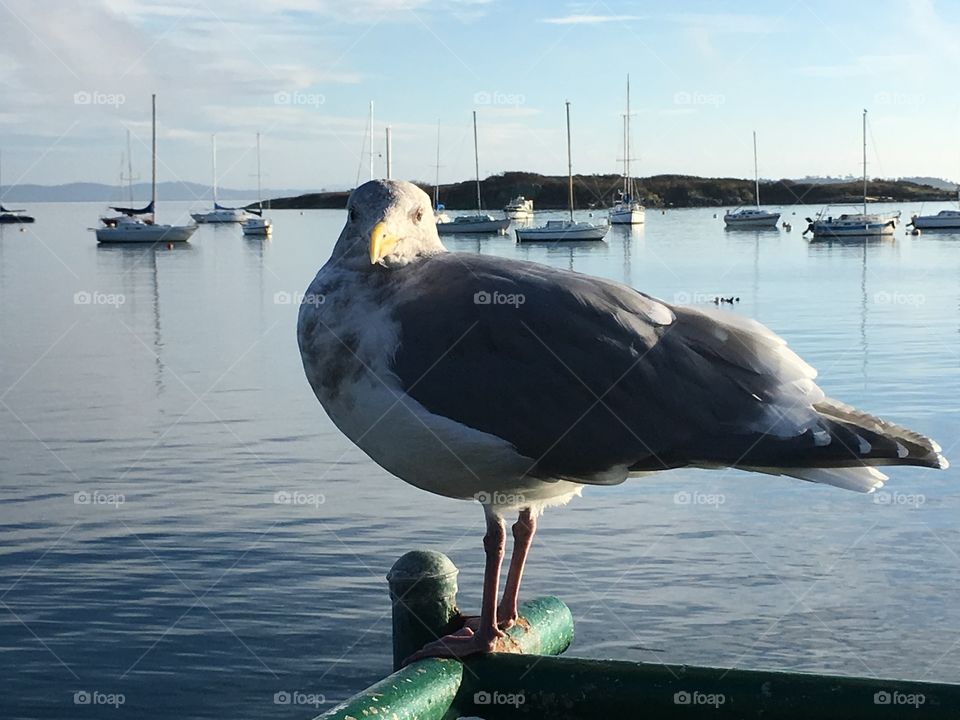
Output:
[1, 0, 959, 192]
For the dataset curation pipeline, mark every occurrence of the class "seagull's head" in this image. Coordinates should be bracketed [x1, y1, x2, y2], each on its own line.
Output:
[334, 180, 445, 269]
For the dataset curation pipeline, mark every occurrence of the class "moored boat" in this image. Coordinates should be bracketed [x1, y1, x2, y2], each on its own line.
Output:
[436, 111, 509, 236]
[517, 101, 608, 243]
[96, 95, 197, 244]
[608, 75, 644, 225]
[505, 195, 534, 220]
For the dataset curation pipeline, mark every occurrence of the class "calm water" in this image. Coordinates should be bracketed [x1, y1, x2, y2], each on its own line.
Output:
[2, 200, 960, 719]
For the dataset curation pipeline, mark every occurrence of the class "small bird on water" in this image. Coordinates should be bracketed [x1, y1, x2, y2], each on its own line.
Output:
[298, 180, 947, 661]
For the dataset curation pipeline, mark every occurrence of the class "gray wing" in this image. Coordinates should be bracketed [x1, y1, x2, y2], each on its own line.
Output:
[387, 253, 941, 480]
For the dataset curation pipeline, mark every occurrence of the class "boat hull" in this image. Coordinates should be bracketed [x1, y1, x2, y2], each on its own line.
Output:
[436, 219, 510, 235]
[724, 213, 780, 228]
[516, 224, 609, 242]
[242, 218, 272, 236]
[0, 214, 35, 224]
[811, 222, 895, 238]
[96, 224, 197, 243]
[191, 210, 248, 224]
[609, 207, 645, 225]
[911, 215, 960, 229]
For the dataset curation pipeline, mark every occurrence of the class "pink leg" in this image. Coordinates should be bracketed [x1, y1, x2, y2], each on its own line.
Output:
[497, 508, 537, 628]
[404, 510, 507, 663]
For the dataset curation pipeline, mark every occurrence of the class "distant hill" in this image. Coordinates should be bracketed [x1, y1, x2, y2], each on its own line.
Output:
[0, 181, 313, 203]
[265, 171, 955, 211]
[793, 175, 957, 191]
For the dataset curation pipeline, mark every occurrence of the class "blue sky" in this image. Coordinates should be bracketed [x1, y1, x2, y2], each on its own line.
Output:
[1, 0, 959, 191]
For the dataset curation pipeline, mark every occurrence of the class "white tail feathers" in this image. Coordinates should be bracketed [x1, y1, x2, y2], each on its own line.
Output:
[784, 465, 888, 493]
[745, 464, 889, 493]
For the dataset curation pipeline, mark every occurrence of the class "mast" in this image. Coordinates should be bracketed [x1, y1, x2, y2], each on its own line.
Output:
[211, 134, 218, 205]
[385, 126, 392, 180]
[862, 108, 867, 216]
[753, 130, 760, 208]
[151, 93, 157, 222]
[369, 101, 374, 181]
[473, 110, 481, 212]
[255, 132, 263, 213]
[625, 74, 631, 198]
[433, 120, 441, 210]
[566, 101, 573, 222]
[126, 129, 135, 203]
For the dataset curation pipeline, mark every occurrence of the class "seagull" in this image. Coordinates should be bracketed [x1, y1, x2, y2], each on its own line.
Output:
[298, 180, 947, 661]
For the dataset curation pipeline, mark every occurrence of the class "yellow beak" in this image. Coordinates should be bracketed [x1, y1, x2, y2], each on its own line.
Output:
[369, 222, 398, 265]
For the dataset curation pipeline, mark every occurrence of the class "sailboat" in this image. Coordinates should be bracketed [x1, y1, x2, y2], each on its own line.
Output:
[724, 131, 780, 228]
[608, 75, 644, 225]
[191, 135, 250, 223]
[0, 150, 35, 224]
[95, 95, 197, 244]
[516, 102, 609, 242]
[805, 110, 899, 239]
[241, 133, 272, 236]
[436, 111, 509, 235]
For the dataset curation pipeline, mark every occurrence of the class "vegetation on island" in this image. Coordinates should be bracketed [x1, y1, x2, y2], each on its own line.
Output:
[262, 171, 956, 211]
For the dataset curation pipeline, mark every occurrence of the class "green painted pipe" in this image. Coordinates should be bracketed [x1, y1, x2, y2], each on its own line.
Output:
[452, 654, 960, 719]
[387, 550, 461, 671]
[313, 596, 574, 720]
[312, 659, 463, 720]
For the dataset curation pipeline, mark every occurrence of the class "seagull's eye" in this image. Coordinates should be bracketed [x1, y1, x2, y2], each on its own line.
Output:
[414, 208, 424, 224]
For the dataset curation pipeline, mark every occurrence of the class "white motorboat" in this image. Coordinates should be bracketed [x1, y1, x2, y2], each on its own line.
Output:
[517, 101, 608, 243]
[805, 110, 897, 239]
[191, 135, 249, 224]
[436, 111, 509, 235]
[724, 131, 780, 229]
[910, 189, 960, 229]
[505, 195, 534, 219]
[96, 95, 197, 245]
[910, 208, 960, 229]
[242, 133, 272, 237]
[609, 75, 644, 225]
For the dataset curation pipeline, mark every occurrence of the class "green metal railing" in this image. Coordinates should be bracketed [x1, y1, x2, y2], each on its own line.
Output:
[313, 551, 960, 719]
